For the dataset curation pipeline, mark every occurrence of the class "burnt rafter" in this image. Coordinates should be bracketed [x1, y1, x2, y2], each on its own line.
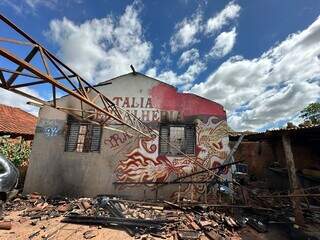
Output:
[0, 14, 228, 177]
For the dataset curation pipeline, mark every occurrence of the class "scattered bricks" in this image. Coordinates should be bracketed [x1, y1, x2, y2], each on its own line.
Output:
[27, 206, 43, 212]
[209, 212, 221, 222]
[132, 211, 139, 218]
[185, 214, 201, 230]
[177, 230, 201, 240]
[36, 202, 49, 210]
[225, 216, 238, 228]
[85, 208, 95, 215]
[81, 200, 91, 211]
[205, 230, 224, 240]
[29, 193, 42, 200]
[138, 212, 146, 219]
[0, 221, 12, 230]
[28, 199, 38, 204]
[210, 220, 219, 228]
[230, 236, 242, 240]
[57, 204, 71, 213]
[199, 220, 212, 228]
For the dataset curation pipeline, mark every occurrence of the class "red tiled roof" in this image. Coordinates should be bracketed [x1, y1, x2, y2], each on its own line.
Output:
[0, 104, 37, 136]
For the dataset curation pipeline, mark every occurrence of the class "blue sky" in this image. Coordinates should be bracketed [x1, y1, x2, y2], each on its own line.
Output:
[0, 0, 320, 131]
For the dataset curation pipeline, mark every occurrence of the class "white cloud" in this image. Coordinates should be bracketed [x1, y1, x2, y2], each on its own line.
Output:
[178, 48, 200, 67]
[169, 1, 241, 53]
[207, 27, 237, 58]
[0, 88, 40, 116]
[1, 0, 82, 14]
[205, 1, 241, 35]
[26, 0, 58, 9]
[0, 0, 23, 14]
[151, 60, 206, 88]
[145, 67, 157, 77]
[170, 11, 202, 52]
[190, 16, 320, 131]
[46, 1, 152, 83]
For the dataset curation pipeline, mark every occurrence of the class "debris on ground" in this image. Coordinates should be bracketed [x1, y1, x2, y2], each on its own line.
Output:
[0, 187, 318, 239]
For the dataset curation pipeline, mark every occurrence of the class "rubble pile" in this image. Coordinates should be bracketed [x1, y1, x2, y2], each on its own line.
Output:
[1, 186, 320, 239]
[1, 193, 248, 239]
[2, 193, 92, 221]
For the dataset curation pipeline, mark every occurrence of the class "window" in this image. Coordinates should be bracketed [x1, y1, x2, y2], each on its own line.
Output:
[159, 124, 196, 156]
[65, 118, 102, 152]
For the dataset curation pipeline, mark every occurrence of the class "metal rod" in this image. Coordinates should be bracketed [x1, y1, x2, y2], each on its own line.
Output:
[0, 67, 40, 79]
[0, 47, 150, 137]
[259, 193, 320, 198]
[11, 80, 46, 88]
[7, 46, 38, 86]
[0, 37, 36, 46]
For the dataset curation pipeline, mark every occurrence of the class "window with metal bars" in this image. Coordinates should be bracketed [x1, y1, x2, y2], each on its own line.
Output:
[65, 118, 102, 153]
[159, 124, 196, 156]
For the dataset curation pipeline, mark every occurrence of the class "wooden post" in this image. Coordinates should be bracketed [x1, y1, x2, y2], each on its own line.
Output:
[282, 134, 304, 225]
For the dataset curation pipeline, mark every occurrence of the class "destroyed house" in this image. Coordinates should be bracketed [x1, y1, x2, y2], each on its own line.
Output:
[24, 72, 231, 200]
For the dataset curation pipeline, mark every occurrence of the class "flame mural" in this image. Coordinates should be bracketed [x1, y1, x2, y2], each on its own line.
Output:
[115, 116, 230, 198]
[115, 135, 192, 184]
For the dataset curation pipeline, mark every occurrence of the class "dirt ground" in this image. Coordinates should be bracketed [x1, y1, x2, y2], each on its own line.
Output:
[2, 207, 319, 240]
[0, 209, 292, 240]
[0, 210, 135, 240]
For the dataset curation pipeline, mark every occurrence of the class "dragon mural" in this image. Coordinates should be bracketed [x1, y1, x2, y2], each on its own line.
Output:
[114, 116, 230, 198]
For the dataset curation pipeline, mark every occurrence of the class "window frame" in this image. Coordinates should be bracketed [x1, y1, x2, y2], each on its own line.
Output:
[65, 120, 102, 153]
[158, 123, 196, 156]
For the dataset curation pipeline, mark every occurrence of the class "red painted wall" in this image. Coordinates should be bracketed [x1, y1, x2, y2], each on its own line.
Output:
[149, 83, 226, 120]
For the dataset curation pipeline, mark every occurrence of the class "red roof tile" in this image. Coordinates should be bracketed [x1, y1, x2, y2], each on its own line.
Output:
[0, 104, 37, 136]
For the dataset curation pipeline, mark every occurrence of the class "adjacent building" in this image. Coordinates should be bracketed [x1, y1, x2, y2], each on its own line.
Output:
[0, 104, 37, 140]
[24, 72, 231, 200]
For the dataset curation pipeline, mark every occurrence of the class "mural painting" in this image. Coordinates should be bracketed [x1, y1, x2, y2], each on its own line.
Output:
[104, 133, 133, 149]
[97, 82, 231, 200]
[114, 116, 230, 199]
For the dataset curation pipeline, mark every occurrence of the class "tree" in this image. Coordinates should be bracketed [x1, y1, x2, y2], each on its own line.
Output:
[300, 102, 320, 124]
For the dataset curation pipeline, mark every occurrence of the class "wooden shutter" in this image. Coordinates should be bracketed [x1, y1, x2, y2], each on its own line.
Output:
[90, 125, 102, 152]
[65, 123, 80, 152]
[159, 125, 169, 155]
[184, 125, 195, 154]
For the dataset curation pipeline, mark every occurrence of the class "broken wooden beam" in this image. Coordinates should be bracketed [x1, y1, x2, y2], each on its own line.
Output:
[282, 134, 304, 226]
